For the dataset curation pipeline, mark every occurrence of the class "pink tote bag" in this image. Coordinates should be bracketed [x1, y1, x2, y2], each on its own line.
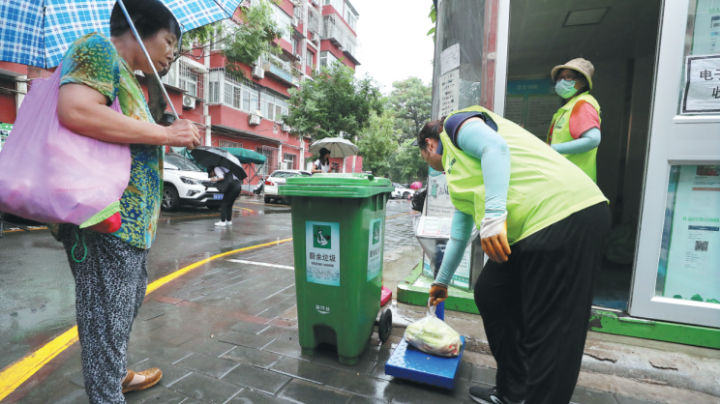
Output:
[0, 64, 130, 231]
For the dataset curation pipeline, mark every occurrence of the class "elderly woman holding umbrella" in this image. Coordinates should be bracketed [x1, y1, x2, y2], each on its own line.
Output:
[53, 0, 202, 401]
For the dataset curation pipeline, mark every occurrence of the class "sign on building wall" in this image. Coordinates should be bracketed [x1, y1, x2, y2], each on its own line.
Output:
[505, 80, 560, 139]
[418, 167, 476, 290]
[681, 55, 720, 114]
[662, 165, 720, 303]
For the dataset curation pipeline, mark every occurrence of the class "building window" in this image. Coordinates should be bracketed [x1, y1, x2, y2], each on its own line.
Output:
[283, 153, 296, 170]
[345, 5, 357, 31]
[273, 5, 293, 43]
[162, 62, 178, 87]
[307, 51, 314, 68]
[319, 51, 339, 68]
[208, 81, 220, 103]
[233, 86, 242, 109]
[180, 67, 199, 97]
[219, 139, 242, 148]
[323, 0, 343, 13]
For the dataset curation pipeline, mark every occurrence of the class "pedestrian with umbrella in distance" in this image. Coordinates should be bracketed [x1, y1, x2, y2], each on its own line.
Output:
[192, 146, 248, 227]
[312, 147, 331, 173]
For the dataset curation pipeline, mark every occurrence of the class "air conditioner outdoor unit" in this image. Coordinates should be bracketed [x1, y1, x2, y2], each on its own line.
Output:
[292, 17, 299, 27]
[182, 95, 195, 110]
[249, 112, 262, 126]
[282, 124, 292, 132]
[252, 65, 265, 79]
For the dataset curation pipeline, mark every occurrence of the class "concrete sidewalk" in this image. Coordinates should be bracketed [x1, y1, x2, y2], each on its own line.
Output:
[7, 201, 720, 404]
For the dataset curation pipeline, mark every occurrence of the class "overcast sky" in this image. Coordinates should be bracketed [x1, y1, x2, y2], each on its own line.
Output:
[352, 0, 435, 94]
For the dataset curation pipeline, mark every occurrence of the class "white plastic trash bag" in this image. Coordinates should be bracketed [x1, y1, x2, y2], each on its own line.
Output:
[404, 303, 462, 357]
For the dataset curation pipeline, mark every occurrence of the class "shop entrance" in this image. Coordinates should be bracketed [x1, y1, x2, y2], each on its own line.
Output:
[505, 0, 662, 311]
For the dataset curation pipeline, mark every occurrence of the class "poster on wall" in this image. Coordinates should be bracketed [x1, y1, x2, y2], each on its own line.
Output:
[663, 165, 720, 304]
[681, 55, 720, 114]
[418, 167, 478, 291]
[426, 167, 454, 218]
[691, 0, 720, 56]
[305, 221, 341, 286]
[505, 80, 559, 138]
[439, 69, 460, 118]
[0, 123, 12, 153]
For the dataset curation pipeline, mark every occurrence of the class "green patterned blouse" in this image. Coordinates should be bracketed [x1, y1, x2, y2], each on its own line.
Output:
[60, 33, 163, 250]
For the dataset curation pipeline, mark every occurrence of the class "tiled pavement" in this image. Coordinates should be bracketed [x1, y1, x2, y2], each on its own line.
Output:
[13, 204, 664, 404]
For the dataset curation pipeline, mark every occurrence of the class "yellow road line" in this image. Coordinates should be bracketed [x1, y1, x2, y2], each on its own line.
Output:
[0, 326, 78, 402]
[386, 212, 413, 220]
[237, 201, 290, 208]
[0, 237, 293, 401]
[2, 227, 48, 234]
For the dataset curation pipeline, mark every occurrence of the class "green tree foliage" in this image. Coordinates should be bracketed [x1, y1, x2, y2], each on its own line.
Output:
[387, 139, 429, 183]
[357, 110, 399, 177]
[283, 62, 384, 140]
[182, 0, 284, 77]
[388, 77, 432, 144]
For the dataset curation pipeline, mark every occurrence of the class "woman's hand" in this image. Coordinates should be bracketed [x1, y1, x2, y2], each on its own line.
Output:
[481, 220, 512, 263]
[164, 119, 201, 150]
[429, 284, 448, 306]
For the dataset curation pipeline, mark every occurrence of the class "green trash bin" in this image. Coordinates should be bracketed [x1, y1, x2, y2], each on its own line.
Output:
[279, 173, 393, 365]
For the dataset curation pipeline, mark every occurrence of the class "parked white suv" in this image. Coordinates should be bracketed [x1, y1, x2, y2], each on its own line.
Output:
[391, 182, 414, 199]
[263, 169, 312, 204]
[162, 153, 222, 211]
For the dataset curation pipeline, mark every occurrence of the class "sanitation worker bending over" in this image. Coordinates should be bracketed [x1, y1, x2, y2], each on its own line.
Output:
[417, 106, 610, 404]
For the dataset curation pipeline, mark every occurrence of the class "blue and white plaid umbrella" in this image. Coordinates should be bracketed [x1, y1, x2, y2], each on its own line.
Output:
[0, 0, 242, 69]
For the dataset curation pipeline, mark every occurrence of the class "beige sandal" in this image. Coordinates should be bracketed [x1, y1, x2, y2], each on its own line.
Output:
[121, 368, 163, 394]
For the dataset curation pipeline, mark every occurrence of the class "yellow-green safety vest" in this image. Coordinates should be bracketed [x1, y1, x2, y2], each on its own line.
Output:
[440, 106, 607, 245]
[547, 93, 601, 182]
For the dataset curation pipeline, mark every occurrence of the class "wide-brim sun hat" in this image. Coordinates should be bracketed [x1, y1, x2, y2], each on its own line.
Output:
[551, 58, 594, 90]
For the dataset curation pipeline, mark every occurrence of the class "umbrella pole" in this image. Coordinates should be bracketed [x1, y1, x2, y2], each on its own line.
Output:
[116, 0, 181, 120]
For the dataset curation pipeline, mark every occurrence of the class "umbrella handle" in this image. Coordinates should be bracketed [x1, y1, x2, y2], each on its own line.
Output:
[116, 0, 181, 120]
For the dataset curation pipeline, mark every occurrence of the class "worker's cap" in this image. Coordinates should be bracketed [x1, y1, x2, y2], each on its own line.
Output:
[551, 58, 594, 90]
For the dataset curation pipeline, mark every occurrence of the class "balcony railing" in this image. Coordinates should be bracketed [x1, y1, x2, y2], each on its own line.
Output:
[261, 55, 301, 86]
[322, 15, 358, 61]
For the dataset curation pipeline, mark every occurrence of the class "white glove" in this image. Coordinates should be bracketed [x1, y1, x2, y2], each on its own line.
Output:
[480, 211, 508, 239]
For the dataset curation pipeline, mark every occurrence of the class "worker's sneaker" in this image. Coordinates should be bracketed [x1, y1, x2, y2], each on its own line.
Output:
[215, 221, 226, 227]
[469, 386, 524, 404]
[226, 221, 232, 225]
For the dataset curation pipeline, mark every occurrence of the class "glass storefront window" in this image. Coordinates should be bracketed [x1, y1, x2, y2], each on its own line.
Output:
[679, 0, 720, 114]
[656, 164, 720, 304]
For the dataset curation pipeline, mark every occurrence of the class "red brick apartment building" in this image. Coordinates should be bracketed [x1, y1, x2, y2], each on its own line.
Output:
[0, 0, 363, 189]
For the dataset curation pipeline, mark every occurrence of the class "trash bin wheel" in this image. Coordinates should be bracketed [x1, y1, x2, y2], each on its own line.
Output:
[378, 309, 392, 344]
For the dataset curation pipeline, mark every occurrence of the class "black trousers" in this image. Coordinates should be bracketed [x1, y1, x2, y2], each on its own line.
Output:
[220, 180, 241, 222]
[474, 202, 610, 404]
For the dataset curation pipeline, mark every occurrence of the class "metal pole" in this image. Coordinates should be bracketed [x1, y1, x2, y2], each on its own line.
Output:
[116, 0, 180, 119]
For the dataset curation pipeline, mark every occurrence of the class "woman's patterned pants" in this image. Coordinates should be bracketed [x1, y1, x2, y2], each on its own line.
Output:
[59, 225, 148, 404]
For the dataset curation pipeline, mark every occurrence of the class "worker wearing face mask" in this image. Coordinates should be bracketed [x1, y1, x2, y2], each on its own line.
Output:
[547, 58, 601, 182]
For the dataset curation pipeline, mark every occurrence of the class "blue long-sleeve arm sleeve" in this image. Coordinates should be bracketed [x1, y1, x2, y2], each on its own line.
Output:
[433, 120, 511, 286]
[434, 209, 475, 286]
[551, 127, 601, 154]
[457, 120, 511, 217]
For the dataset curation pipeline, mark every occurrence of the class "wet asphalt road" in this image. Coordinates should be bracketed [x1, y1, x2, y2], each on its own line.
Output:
[0, 196, 413, 371]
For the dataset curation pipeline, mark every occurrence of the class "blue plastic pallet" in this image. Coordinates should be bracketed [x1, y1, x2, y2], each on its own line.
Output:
[384, 336, 466, 389]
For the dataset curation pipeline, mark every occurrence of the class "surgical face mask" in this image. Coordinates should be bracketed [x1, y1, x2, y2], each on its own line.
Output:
[555, 79, 578, 99]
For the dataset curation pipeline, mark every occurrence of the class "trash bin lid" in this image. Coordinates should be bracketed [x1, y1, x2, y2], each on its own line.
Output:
[280, 173, 394, 198]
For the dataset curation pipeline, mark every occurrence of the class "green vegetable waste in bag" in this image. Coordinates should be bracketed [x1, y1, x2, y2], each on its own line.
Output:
[404, 303, 462, 357]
